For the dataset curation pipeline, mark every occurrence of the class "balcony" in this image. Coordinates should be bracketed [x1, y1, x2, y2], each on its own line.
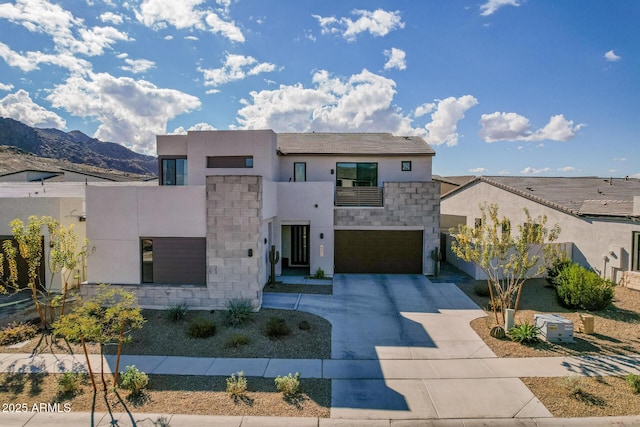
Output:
[335, 187, 383, 207]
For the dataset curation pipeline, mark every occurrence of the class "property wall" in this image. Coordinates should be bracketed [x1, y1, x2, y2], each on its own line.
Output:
[441, 181, 640, 283]
[0, 171, 60, 182]
[86, 185, 206, 285]
[278, 155, 432, 183]
[277, 181, 335, 276]
[206, 175, 263, 309]
[334, 181, 440, 274]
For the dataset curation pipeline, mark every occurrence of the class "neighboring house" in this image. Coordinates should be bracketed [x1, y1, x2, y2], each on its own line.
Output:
[0, 182, 88, 292]
[0, 168, 156, 183]
[440, 176, 640, 287]
[84, 130, 440, 309]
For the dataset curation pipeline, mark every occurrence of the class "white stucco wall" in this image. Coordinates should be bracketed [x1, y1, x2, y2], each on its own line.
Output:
[276, 181, 335, 276]
[86, 185, 206, 285]
[278, 155, 432, 183]
[441, 181, 640, 282]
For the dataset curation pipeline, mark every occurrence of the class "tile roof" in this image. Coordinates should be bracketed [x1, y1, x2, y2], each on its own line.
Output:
[442, 176, 640, 218]
[277, 133, 435, 156]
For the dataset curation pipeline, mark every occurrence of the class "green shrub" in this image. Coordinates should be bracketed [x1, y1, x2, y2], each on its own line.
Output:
[225, 298, 254, 326]
[474, 284, 491, 297]
[165, 302, 189, 322]
[546, 257, 572, 286]
[626, 374, 640, 394]
[187, 317, 217, 338]
[265, 317, 291, 338]
[226, 371, 248, 397]
[226, 333, 250, 348]
[508, 321, 541, 345]
[0, 321, 38, 346]
[274, 372, 300, 397]
[58, 372, 81, 394]
[120, 365, 149, 394]
[313, 268, 325, 279]
[298, 320, 311, 331]
[555, 263, 615, 311]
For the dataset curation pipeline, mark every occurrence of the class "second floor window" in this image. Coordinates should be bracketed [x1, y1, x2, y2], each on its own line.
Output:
[336, 162, 377, 187]
[294, 162, 306, 182]
[161, 158, 187, 185]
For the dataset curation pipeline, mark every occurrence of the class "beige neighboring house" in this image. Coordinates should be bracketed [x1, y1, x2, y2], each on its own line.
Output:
[84, 130, 441, 310]
[440, 176, 640, 287]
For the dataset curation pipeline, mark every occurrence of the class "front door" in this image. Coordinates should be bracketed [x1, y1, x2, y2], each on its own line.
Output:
[290, 225, 309, 266]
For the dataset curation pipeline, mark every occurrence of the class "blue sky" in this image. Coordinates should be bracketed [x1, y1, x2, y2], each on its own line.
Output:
[0, 0, 637, 177]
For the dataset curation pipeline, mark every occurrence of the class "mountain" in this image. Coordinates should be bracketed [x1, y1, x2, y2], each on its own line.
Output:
[0, 117, 157, 175]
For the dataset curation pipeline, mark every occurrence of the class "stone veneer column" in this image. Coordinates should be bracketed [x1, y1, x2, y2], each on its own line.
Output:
[206, 175, 262, 309]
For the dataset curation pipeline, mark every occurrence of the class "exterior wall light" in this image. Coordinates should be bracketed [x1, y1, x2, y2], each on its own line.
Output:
[320, 233, 324, 239]
[248, 249, 253, 257]
[330, 169, 334, 175]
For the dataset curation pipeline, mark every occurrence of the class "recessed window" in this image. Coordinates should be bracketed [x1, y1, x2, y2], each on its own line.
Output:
[401, 161, 412, 171]
[294, 162, 306, 182]
[207, 156, 254, 168]
[161, 158, 187, 185]
[633, 232, 640, 271]
[336, 162, 377, 187]
[141, 239, 153, 283]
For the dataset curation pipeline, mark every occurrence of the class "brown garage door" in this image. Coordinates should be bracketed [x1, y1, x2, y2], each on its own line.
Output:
[334, 230, 423, 274]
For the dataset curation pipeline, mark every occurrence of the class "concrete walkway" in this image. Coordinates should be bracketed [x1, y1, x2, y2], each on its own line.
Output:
[2, 273, 640, 425]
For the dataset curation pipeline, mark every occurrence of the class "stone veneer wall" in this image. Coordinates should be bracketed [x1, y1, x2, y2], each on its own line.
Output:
[620, 271, 640, 291]
[334, 181, 441, 274]
[206, 175, 263, 309]
[82, 284, 212, 309]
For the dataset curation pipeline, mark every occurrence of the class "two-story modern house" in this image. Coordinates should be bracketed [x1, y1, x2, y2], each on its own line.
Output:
[84, 130, 440, 309]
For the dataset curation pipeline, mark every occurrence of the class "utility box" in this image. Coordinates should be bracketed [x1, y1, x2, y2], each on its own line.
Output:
[534, 314, 574, 343]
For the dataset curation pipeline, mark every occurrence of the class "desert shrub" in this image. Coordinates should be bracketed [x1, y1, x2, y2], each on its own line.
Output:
[313, 268, 325, 279]
[508, 321, 541, 345]
[58, 372, 81, 394]
[546, 257, 572, 286]
[226, 333, 250, 348]
[474, 284, 491, 297]
[165, 302, 189, 322]
[0, 321, 38, 346]
[187, 317, 216, 338]
[226, 371, 248, 397]
[274, 372, 300, 397]
[265, 317, 291, 338]
[626, 374, 640, 394]
[561, 375, 585, 397]
[555, 263, 615, 310]
[298, 320, 310, 331]
[225, 298, 254, 326]
[120, 365, 149, 394]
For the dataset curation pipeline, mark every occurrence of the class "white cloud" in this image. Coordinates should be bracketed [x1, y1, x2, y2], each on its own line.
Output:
[478, 112, 584, 142]
[46, 72, 201, 154]
[185, 35, 199, 41]
[0, 42, 91, 74]
[604, 49, 621, 62]
[480, 0, 521, 16]
[164, 34, 174, 40]
[422, 95, 479, 146]
[557, 166, 576, 172]
[0, 82, 14, 91]
[521, 167, 551, 174]
[171, 122, 217, 134]
[414, 103, 435, 118]
[121, 58, 156, 74]
[135, 0, 244, 42]
[314, 9, 404, 41]
[200, 53, 275, 87]
[0, 89, 66, 129]
[100, 12, 124, 25]
[469, 167, 487, 173]
[383, 47, 406, 70]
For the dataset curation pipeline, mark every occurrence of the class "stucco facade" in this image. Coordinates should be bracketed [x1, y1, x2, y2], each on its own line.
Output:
[441, 178, 640, 284]
[85, 130, 439, 309]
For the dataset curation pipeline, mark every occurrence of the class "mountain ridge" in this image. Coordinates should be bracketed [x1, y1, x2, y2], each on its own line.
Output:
[0, 117, 158, 176]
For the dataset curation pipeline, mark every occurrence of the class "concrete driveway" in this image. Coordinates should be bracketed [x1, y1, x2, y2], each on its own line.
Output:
[263, 274, 552, 420]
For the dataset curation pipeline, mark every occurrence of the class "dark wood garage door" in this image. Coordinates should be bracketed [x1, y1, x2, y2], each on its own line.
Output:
[334, 230, 423, 274]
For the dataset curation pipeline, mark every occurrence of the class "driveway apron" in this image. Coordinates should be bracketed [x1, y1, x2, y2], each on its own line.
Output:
[263, 274, 552, 420]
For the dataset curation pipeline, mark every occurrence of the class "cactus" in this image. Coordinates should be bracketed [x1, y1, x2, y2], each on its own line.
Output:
[431, 246, 441, 278]
[268, 245, 280, 287]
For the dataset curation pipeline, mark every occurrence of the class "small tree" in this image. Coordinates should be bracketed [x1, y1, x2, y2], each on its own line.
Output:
[0, 215, 91, 328]
[53, 284, 145, 392]
[450, 203, 561, 325]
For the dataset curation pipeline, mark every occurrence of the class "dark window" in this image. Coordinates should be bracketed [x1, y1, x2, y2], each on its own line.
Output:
[401, 161, 412, 171]
[161, 158, 187, 185]
[141, 239, 153, 283]
[207, 156, 254, 168]
[336, 162, 377, 187]
[633, 232, 640, 271]
[294, 162, 306, 182]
